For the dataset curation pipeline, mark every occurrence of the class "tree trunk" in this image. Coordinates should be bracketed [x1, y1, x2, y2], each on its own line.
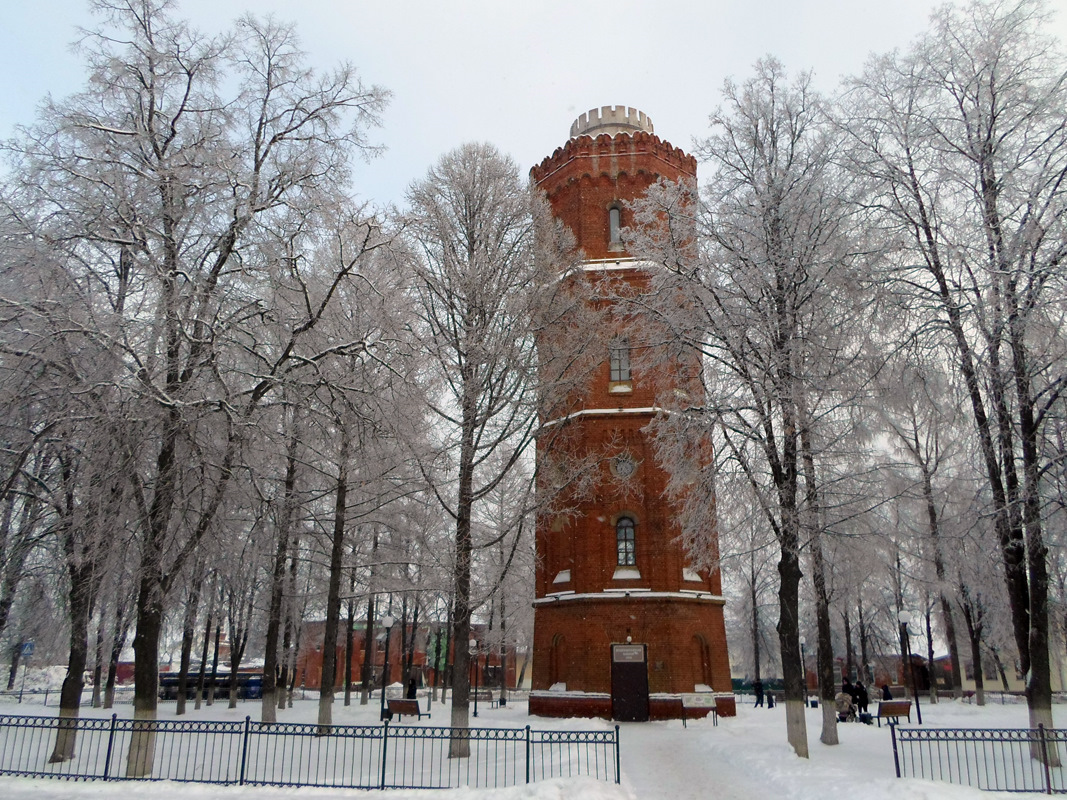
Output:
[778, 544, 808, 759]
[104, 603, 130, 710]
[842, 607, 853, 685]
[499, 592, 507, 703]
[262, 423, 298, 723]
[919, 462, 963, 699]
[432, 623, 444, 702]
[207, 623, 221, 706]
[91, 616, 104, 708]
[750, 554, 761, 683]
[279, 548, 300, 710]
[343, 590, 355, 706]
[317, 418, 350, 732]
[49, 561, 94, 763]
[959, 582, 985, 706]
[227, 587, 252, 710]
[175, 573, 203, 716]
[799, 411, 836, 745]
[194, 592, 214, 711]
[360, 595, 376, 706]
[449, 403, 477, 758]
[126, 598, 163, 778]
[919, 607, 935, 703]
[858, 596, 871, 685]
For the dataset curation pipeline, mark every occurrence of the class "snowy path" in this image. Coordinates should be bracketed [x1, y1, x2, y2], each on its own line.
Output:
[618, 719, 760, 800]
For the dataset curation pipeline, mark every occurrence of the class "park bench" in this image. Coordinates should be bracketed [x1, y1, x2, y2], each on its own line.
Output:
[679, 693, 718, 728]
[876, 699, 912, 727]
[387, 698, 430, 721]
[472, 689, 499, 708]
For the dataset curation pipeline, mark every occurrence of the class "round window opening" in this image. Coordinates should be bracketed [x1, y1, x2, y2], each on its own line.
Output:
[613, 455, 637, 478]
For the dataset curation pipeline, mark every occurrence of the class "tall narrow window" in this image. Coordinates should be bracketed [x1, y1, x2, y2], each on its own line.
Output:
[609, 206, 622, 246]
[610, 338, 631, 382]
[616, 517, 636, 566]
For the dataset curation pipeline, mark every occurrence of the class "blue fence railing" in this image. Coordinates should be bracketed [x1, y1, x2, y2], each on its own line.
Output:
[0, 713, 620, 789]
[892, 724, 1067, 793]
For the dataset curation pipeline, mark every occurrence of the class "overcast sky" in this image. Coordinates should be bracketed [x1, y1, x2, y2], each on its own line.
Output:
[3, 0, 1066, 207]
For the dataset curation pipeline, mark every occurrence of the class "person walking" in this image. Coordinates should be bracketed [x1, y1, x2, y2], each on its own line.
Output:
[753, 679, 764, 708]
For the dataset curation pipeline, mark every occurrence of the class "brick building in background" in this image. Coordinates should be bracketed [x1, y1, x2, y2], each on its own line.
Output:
[529, 107, 734, 721]
[292, 621, 520, 694]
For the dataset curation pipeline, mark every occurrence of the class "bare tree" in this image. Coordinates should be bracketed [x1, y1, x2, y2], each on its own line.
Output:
[843, 0, 1067, 734]
[403, 142, 546, 754]
[3, 1, 389, 773]
[629, 59, 864, 757]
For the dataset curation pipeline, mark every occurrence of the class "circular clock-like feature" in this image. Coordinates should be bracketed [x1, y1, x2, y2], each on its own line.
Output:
[613, 455, 637, 478]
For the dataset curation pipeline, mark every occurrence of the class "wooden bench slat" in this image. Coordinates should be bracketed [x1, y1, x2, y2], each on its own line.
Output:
[876, 699, 912, 727]
[387, 698, 429, 720]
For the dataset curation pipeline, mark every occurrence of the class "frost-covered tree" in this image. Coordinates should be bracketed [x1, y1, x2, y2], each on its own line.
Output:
[402, 143, 542, 753]
[629, 58, 866, 757]
[843, 0, 1067, 733]
[2, 0, 389, 773]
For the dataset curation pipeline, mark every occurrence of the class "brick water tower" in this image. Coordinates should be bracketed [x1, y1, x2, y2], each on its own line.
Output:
[529, 106, 733, 721]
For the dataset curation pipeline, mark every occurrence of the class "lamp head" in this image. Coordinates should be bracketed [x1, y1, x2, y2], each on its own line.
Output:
[382, 614, 395, 630]
[897, 610, 911, 626]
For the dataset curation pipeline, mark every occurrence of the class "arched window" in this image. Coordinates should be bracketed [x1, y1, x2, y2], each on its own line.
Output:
[609, 206, 622, 246]
[616, 516, 636, 566]
[610, 338, 631, 382]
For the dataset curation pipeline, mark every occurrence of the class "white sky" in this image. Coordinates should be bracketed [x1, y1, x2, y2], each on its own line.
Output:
[2, 0, 1066, 207]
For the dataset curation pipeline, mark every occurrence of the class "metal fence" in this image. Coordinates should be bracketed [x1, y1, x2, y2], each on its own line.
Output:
[891, 724, 1067, 793]
[0, 713, 620, 790]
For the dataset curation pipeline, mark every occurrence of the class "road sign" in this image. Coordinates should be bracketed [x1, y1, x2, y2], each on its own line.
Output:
[20, 641, 34, 658]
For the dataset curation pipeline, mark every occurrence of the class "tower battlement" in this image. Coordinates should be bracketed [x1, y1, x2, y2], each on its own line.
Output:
[531, 130, 696, 186]
[570, 106, 654, 138]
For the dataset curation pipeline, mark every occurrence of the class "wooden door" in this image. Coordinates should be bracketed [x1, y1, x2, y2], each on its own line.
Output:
[610, 643, 650, 722]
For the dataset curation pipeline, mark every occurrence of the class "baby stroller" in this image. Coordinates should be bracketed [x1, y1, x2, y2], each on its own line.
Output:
[834, 691, 856, 722]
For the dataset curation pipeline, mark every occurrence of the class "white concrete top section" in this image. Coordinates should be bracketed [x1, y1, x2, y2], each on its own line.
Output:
[570, 106, 654, 139]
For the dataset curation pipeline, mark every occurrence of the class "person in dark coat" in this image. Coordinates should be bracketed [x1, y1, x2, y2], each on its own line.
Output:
[855, 682, 869, 714]
[846, 679, 861, 707]
[406, 678, 417, 699]
[881, 683, 893, 701]
[753, 679, 764, 707]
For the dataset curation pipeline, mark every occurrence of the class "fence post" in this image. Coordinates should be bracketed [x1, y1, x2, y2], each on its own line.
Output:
[1038, 724, 1053, 795]
[380, 719, 390, 790]
[614, 724, 621, 784]
[525, 725, 531, 784]
[890, 723, 901, 779]
[102, 714, 118, 781]
[239, 716, 251, 786]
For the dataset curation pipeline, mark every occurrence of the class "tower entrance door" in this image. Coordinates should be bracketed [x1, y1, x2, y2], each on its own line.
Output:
[610, 643, 650, 721]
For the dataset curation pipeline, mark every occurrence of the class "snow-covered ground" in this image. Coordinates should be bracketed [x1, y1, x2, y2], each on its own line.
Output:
[0, 690, 1058, 799]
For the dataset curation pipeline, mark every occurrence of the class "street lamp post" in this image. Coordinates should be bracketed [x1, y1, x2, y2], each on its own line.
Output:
[469, 638, 479, 718]
[799, 636, 807, 706]
[897, 610, 923, 725]
[379, 615, 395, 722]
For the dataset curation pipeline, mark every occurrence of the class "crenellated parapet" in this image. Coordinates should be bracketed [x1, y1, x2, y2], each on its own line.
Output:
[570, 105, 654, 138]
[531, 129, 697, 186]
